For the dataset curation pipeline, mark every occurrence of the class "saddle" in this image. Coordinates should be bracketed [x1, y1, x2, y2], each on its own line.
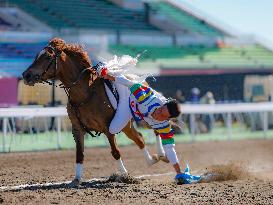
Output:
[104, 79, 119, 106]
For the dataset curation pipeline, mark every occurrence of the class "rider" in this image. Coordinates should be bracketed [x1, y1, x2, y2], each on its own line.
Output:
[96, 65, 201, 184]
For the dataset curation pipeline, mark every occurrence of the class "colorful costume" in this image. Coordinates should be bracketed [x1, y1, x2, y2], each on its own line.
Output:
[129, 83, 175, 146]
[114, 75, 179, 165]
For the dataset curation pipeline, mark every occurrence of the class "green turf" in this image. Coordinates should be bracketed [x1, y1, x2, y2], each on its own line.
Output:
[1, 124, 272, 152]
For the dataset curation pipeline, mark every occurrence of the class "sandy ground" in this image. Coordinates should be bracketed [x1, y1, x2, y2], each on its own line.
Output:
[0, 139, 273, 204]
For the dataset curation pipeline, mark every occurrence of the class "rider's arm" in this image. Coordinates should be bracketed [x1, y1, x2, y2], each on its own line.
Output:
[103, 74, 135, 88]
[102, 74, 115, 81]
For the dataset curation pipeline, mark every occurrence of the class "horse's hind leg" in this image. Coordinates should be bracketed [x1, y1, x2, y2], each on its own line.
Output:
[105, 133, 127, 173]
[122, 121, 145, 149]
[122, 122, 159, 166]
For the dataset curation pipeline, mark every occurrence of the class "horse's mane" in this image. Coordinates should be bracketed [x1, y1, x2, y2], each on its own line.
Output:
[49, 37, 92, 68]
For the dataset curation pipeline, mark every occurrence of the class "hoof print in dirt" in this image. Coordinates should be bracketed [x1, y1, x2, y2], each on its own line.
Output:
[107, 173, 140, 184]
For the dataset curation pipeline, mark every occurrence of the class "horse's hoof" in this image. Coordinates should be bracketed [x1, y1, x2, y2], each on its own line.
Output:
[146, 154, 159, 166]
[159, 155, 170, 163]
[69, 178, 81, 188]
[151, 154, 159, 161]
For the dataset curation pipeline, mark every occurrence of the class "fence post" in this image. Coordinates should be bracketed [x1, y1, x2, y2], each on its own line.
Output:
[190, 114, 195, 141]
[2, 118, 8, 152]
[177, 113, 184, 133]
[56, 117, 61, 149]
[226, 113, 232, 140]
[263, 111, 268, 138]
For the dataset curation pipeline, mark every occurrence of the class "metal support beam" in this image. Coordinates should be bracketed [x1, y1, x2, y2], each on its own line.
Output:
[190, 114, 195, 141]
[226, 113, 232, 140]
[2, 118, 8, 152]
[56, 117, 61, 149]
[263, 111, 268, 138]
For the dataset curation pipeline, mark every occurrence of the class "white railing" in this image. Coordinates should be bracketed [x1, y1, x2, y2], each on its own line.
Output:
[0, 107, 67, 117]
[1, 102, 273, 152]
[180, 102, 273, 140]
[0, 107, 67, 152]
[180, 102, 273, 114]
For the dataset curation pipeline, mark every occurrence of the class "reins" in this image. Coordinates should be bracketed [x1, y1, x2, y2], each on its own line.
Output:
[40, 44, 102, 137]
[40, 45, 98, 89]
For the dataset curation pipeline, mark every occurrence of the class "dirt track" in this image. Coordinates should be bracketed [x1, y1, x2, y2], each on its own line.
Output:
[1, 139, 273, 204]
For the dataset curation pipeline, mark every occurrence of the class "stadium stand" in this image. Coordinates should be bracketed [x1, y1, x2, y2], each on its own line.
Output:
[0, 42, 45, 77]
[0, 7, 52, 31]
[0, 8, 23, 31]
[0, 16, 11, 28]
[9, 0, 157, 31]
[148, 1, 223, 37]
[110, 44, 273, 69]
[0, 42, 45, 58]
[0, 0, 272, 105]
[110, 44, 216, 61]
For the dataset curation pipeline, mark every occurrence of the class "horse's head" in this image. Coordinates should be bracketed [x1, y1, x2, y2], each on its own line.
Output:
[22, 38, 65, 86]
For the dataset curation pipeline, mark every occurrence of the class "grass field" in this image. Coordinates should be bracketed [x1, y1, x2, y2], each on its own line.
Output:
[1, 123, 273, 152]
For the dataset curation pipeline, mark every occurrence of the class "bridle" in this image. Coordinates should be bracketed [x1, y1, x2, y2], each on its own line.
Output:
[39, 45, 62, 84]
[39, 44, 102, 137]
[40, 44, 98, 90]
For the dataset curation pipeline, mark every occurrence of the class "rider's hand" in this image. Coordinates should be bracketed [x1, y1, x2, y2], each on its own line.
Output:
[103, 74, 115, 81]
[97, 66, 108, 77]
[95, 64, 115, 81]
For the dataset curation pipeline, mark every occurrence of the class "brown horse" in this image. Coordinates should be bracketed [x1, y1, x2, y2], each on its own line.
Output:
[22, 38, 161, 186]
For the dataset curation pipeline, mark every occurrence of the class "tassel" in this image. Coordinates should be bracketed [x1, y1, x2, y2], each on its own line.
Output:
[102, 54, 153, 83]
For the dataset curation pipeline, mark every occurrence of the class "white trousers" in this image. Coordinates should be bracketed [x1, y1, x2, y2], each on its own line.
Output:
[105, 82, 132, 134]
[163, 144, 179, 165]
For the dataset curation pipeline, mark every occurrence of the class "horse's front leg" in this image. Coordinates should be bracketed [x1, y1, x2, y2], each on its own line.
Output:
[67, 105, 86, 186]
[105, 133, 127, 173]
[70, 126, 86, 187]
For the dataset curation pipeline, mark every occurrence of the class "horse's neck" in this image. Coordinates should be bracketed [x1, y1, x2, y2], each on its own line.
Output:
[59, 60, 90, 103]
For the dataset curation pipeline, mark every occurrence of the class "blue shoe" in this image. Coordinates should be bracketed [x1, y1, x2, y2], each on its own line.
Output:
[175, 173, 201, 184]
[175, 165, 201, 184]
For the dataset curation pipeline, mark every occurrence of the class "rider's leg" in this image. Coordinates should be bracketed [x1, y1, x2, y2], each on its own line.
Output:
[109, 82, 132, 134]
[163, 144, 181, 174]
[161, 135, 201, 184]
